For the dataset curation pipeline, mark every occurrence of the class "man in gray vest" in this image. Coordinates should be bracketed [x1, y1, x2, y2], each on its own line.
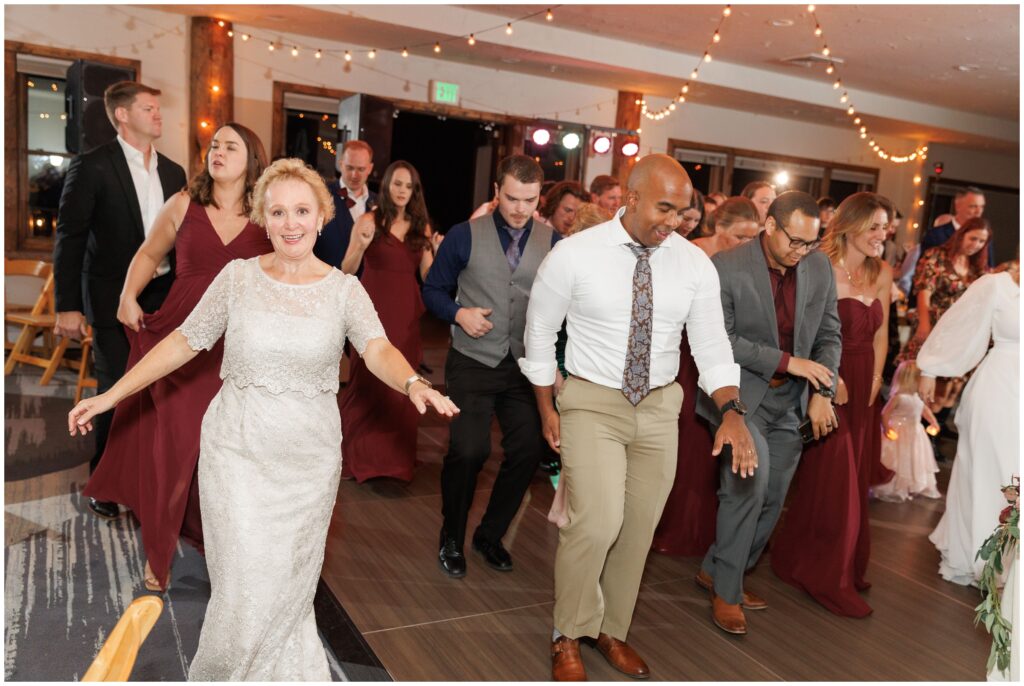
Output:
[423, 154, 559, 578]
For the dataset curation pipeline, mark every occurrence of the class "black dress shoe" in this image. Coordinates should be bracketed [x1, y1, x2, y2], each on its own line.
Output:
[438, 529, 466, 578]
[472, 538, 513, 571]
[88, 498, 119, 519]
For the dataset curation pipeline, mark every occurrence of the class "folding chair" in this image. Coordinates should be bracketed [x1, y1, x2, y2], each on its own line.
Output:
[4, 259, 52, 351]
[4, 272, 71, 384]
[82, 595, 163, 681]
[75, 325, 98, 404]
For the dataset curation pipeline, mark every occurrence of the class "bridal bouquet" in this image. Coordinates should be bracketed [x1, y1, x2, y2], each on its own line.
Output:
[975, 476, 1019, 676]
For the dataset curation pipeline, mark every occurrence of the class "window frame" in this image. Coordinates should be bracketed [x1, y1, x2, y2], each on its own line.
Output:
[4, 41, 140, 258]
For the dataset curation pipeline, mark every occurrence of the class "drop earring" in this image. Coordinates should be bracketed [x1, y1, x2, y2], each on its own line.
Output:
[266, 230, 270, 240]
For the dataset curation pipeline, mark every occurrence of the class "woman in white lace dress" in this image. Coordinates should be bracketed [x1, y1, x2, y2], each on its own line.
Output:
[69, 158, 459, 680]
[918, 266, 1019, 587]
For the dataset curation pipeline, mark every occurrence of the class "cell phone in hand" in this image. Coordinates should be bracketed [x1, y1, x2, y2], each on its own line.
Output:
[799, 415, 839, 443]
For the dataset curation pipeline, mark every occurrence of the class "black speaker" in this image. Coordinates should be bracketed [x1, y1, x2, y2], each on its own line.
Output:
[64, 60, 136, 154]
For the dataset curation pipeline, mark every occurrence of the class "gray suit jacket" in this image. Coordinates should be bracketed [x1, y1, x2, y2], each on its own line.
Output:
[696, 239, 842, 423]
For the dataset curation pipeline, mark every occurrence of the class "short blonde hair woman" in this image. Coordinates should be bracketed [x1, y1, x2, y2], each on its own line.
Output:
[69, 158, 458, 680]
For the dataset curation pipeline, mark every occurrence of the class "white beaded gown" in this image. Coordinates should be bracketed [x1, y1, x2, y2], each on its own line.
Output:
[918, 272, 1019, 587]
[177, 258, 385, 680]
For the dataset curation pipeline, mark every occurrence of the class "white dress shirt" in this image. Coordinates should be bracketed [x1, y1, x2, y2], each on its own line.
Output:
[342, 182, 370, 223]
[116, 135, 170, 276]
[519, 209, 740, 395]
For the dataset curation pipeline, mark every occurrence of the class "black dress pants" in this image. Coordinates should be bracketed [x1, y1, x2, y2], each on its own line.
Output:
[440, 348, 545, 546]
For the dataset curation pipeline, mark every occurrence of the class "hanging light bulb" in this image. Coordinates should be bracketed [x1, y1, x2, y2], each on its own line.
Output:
[822, 46, 831, 57]
[847, 106, 855, 115]
[401, 47, 409, 58]
[826, 64, 834, 74]
[668, 103, 676, 111]
[344, 50, 352, 61]
[227, 30, 234, 38]
[815, 26, 823, 37]
[241, 33, 250, 41]
[315, 49, 322, 59]
[854, 117, 861, 124]
[268, 43, 275, 52]
[506, 22, 513, 35]
[808, 4, 816, 12]
[434, 42, 441, 53]
[291, 46, 299, 57]
[677, 95, 686, 103]
[217, 20, 225, 27]
[546, 8, 553, 21]
[691, 69, 699, 79]
[704, 52, 712, 63]
[713, 31, 721, 43]
[368, 49, 376, 59]
[468, 34, 476, 45]
[833, 79, 841, 89]
[682, 84, 689, 94]
[723, 5, 732, 16]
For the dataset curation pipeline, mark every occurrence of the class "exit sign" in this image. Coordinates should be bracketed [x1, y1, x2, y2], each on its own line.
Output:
[429, 80, 460, 106]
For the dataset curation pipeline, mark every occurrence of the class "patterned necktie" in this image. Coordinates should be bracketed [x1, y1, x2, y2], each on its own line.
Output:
[506, 228, 526, 271]
[622, 244, 654, 406]
[338, 186, 356, 209]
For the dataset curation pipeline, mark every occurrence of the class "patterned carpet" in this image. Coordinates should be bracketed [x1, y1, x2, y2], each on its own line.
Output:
[4, 369, 348, 681]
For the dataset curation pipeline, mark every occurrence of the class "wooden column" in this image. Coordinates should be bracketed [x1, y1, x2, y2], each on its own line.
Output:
[189, 17, 233, 175]
[611, 90, 642, 185]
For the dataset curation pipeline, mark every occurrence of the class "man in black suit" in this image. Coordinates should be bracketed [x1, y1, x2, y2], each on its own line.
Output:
[313, 139, 377, 270]
[920, 186, 992, 265]
[53, 81, 186, 519]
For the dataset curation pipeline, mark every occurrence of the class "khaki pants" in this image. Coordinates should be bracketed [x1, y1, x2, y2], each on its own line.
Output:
[553, 376, 683, 640]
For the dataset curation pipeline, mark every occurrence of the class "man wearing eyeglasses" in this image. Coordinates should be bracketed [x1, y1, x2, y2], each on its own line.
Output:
[695, 190, 842, 636]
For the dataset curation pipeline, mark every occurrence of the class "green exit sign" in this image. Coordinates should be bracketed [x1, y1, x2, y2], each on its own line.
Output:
[429, 80, 460, 105]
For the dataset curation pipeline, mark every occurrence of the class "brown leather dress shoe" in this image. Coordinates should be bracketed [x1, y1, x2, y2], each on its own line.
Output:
[711, 592, 747, 635]
[595, 633, 650, 679]
[552, 636, 587, 681]
[695, 569, 767, 611]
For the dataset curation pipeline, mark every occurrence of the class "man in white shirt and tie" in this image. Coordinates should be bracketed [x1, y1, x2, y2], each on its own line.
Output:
[520, 155, 755, 681]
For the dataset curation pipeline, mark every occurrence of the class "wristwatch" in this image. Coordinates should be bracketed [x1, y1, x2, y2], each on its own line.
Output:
[403, 373, 433, 396]
[719, 398, 748, 417]
[816, 385, 835, 399]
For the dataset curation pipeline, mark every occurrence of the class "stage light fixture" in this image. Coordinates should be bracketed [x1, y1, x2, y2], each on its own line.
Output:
[561, 132, 581, 150]
[621, 141, 640, 157]
[592, 135, 612, 155]
[531, 128, 551, 145]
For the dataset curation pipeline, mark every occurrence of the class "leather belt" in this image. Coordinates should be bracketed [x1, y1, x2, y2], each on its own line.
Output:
[568, 374, 673, 392]
[768, 376, 789, 388]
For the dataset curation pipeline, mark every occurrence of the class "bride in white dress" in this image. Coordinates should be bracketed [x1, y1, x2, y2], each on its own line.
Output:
[917, 267, 1019, 587]
[69, 158, 459, 680]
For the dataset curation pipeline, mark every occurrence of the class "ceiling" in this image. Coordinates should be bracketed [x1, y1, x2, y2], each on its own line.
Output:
[154, 4, 1019, 152]
[479, 4, 1020, 120]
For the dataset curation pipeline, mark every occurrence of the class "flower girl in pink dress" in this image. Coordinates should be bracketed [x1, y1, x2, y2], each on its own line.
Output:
[874, 361, 943, 502]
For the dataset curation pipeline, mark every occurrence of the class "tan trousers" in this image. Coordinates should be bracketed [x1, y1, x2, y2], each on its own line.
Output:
[553, 376, 683, 640]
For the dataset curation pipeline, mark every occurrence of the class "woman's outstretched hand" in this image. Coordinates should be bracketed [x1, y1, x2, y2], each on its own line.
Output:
[68, 394, 115, 436]
[409, 386, 460, 418]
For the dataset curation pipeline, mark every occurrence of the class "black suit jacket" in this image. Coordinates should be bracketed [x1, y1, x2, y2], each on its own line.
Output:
[312, 182, 377, 270]
[53, 140, 187, 327]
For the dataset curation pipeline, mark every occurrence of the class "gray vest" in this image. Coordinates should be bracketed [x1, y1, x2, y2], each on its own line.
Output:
[451, 214, 554, 368]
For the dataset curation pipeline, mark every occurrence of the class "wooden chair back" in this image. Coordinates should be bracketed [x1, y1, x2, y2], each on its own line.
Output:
[82, 595, 163, 682]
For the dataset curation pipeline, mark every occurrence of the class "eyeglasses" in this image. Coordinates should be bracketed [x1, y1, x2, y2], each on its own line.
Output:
[777, 223, 821, 252]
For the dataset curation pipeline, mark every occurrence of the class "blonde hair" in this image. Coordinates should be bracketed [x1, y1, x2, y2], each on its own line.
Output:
[565, 202, 611, 236]
[822, 191, 887, 285]
[892, 360, 920, 395]
[250, 158, 335, 227]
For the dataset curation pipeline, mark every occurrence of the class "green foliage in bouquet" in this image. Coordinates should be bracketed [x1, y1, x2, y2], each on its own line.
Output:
[974, 477, 1019, 676]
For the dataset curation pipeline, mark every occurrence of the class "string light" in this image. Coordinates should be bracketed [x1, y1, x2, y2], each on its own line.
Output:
[368, 49, 376, 59]
[291, 46, 299, 57]
[546, 8, 554, 21]
[704, 52, 712, 62]
[401, 47, 408, 57]
[241, 33, 249, 41]
[344, 50, 352, 61]
[468, 34, 476, 46]
[506, 22, 513, 35]
[267, 43, 275, 52]
[808, 5, 928, 164]
[713, 31, 721, 43]
[211, 84, 220, 93]
[724, 5, 732, 16]
[315, 49, 322, 59]
[227, 30, 234, 38]
[433, 42, 441, 53]
[217, 20, 225, 27]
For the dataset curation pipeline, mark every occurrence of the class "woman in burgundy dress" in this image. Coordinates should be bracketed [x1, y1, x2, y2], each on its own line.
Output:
[771, 192, 893, 617]
[338, 161, 437, 482]
[84, 124, 270, 591]
[653, 197, 760, 556]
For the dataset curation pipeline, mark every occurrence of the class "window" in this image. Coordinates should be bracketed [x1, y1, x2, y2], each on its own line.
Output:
[25, 73, 70, 245]
[5, 42, 140, 257]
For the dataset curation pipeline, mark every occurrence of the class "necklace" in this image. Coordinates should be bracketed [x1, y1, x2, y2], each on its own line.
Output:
[838, 258, 864, 288]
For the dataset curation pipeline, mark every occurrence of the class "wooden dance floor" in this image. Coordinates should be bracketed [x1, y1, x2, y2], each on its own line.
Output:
[320, 321, 991, 681]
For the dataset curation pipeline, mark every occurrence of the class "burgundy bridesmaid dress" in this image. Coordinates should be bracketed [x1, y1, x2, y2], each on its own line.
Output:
[84, 201, 271, 588]
[771, 297, 883, 617]
[651, 332, 718, 557]
[338, 232, 425, 482]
